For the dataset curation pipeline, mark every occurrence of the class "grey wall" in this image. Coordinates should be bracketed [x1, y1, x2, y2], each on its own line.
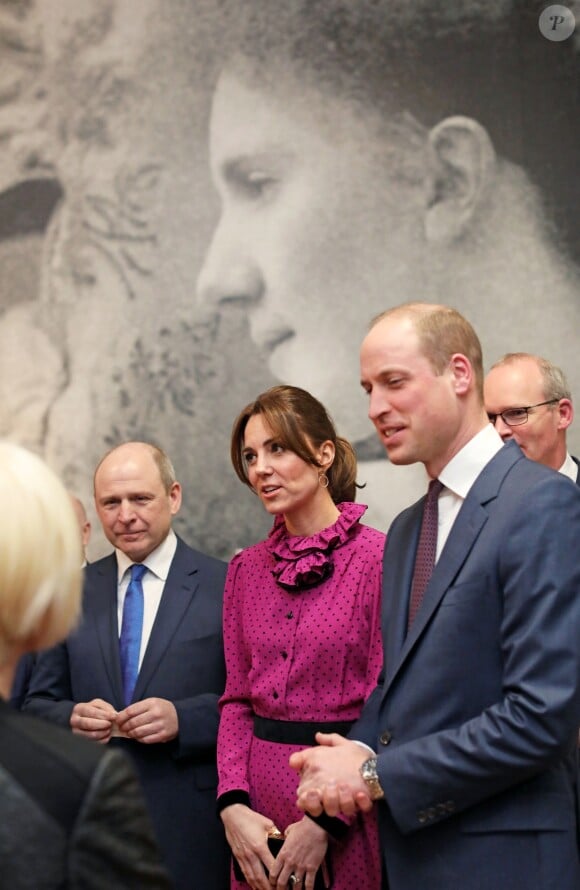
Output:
[1, 0, 578, 560]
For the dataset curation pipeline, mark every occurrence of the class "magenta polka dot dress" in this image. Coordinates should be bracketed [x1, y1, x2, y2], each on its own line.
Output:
[218, 502, 385, 888]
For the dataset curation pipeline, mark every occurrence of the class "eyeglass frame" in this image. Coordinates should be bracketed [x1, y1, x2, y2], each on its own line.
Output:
[487, 398, 560, 427]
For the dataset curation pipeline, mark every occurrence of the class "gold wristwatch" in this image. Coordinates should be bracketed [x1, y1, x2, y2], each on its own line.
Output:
[360, 756, 385, 800]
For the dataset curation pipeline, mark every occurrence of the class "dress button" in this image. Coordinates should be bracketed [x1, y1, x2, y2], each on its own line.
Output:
[273, 692, 279, 699]
[286, 612, 293, 619]
[281, 651, 288, 660]
[379, 731, 392, 746]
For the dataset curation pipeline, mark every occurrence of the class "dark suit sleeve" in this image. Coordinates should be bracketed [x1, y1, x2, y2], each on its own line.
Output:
[349, 681, 384, 750]
[377, 473, 580, 834]
[173, 691, 223, 757]
[8, 653, 37, 709]
[68, 749, 172, 889]
[167, 554, 227, 759]
[23, 641, 76, 727]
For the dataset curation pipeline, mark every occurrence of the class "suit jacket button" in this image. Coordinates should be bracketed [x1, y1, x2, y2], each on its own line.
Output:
[417, 810, 427, 824]
[379, 730, 392, 746]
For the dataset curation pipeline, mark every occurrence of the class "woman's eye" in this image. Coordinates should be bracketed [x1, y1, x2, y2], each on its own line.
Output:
[239, 171, 276, 200]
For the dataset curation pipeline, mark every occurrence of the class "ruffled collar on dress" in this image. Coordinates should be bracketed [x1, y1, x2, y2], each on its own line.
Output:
[266, 502, 367, 591]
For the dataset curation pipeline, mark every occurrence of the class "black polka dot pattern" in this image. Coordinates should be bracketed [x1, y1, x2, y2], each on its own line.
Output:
[218, 503, 385, 888]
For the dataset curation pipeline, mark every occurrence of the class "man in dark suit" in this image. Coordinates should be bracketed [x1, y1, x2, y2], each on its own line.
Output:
[484, 352, 579, 483]
[292, 304, 580, 889]
[26, 442, 229, 889]
[485, 351, 580, 846]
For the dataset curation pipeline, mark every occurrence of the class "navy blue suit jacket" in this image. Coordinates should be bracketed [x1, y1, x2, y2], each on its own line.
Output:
[25, 536, 229, 890]
[355, 442, 580, 890]
[9, 652, 36, 709]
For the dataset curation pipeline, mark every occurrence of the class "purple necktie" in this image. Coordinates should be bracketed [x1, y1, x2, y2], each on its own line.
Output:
[119, 563, 146, 705]
[407, 479, 443, 630]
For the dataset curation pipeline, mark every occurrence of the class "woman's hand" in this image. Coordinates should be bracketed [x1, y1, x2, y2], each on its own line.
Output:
[221, 804, 278, 890]
[268, 817, 329, 890]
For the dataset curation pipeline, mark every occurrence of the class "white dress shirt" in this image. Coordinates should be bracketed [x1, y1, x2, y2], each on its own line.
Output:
[435, 424, 504, 560]
[559, 452, 579, 484]
[116, 529, 177, 669]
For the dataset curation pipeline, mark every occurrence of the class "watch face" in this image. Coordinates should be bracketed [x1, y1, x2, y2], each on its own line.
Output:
[362, 758, 377, 778]
[361, 758, 384, 799]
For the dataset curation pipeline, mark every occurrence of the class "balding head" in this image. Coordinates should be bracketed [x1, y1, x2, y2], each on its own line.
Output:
[484, 353, 573, 470]
[94, 442, 181, 562]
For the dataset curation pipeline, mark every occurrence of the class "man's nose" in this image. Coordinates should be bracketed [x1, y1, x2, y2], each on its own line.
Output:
[196, 218, 264, 315]
[368, 390, 390, 421]
[118, 501, 136, 522]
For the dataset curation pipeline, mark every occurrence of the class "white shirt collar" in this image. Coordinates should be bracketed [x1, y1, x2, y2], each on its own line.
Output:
[438, 424, 504, 499]
[559, 452, 579, 483]
[116, 528, 177, 583]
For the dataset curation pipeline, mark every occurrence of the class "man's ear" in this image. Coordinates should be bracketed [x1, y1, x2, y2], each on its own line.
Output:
[424, 116, 496, 243]
[557, 398, 574, 431]
[448, 353, 472, 395]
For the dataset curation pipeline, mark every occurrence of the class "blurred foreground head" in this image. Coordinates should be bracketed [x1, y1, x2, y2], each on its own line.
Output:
[0, 442, 82, 667]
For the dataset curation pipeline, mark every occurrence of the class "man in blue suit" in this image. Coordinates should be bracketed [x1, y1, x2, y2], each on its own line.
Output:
[26, 442, 229, 889]
[292, 304, 580, 889]
[485, 350, 580, 848]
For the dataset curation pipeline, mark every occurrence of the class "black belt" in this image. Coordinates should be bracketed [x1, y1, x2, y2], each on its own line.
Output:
[253, 715, 354, 746]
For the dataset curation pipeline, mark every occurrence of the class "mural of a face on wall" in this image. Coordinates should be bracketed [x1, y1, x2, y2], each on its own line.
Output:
[1, 0, 579, 558]
[197, 0, 580, 533]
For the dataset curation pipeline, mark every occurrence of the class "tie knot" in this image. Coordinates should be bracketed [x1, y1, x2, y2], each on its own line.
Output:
[427, 479, 444, 502]
[130, 563, 147, 583]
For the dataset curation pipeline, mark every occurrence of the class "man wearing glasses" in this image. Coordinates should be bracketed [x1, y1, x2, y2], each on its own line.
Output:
[484, 353, 579, 484]
[485, 351, 580, 836]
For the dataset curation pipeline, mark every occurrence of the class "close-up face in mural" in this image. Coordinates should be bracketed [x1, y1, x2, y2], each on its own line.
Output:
[198, 64, 429, 445]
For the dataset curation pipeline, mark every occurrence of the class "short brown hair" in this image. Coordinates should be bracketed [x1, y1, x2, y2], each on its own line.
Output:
[231, 385, 358, 504]
[490, 353, 572, 403]
[372, 302, 484, 398]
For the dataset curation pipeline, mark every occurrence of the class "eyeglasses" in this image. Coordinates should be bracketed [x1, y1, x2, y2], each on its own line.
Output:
[487, 399, 560, 427]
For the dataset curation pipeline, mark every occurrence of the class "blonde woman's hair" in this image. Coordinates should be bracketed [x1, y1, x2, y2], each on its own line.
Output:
[0, 442, 82, 664]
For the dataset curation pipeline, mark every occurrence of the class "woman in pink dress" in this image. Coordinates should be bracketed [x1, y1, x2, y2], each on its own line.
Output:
[218, 385, 385, 890]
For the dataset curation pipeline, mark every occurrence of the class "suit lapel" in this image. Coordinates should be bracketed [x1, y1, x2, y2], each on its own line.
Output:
[382, 442, 522, 698]
[397, 498, 489, 666]
[86, 555, 124, 705]
[382, 501, 422, 682]
[133, 539, 199, 700]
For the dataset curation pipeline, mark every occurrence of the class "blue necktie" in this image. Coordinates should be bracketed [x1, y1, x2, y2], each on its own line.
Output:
[119, 563, 146, 705]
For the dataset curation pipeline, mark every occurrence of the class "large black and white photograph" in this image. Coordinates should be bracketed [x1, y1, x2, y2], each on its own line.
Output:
[1, 0, 579, 559]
